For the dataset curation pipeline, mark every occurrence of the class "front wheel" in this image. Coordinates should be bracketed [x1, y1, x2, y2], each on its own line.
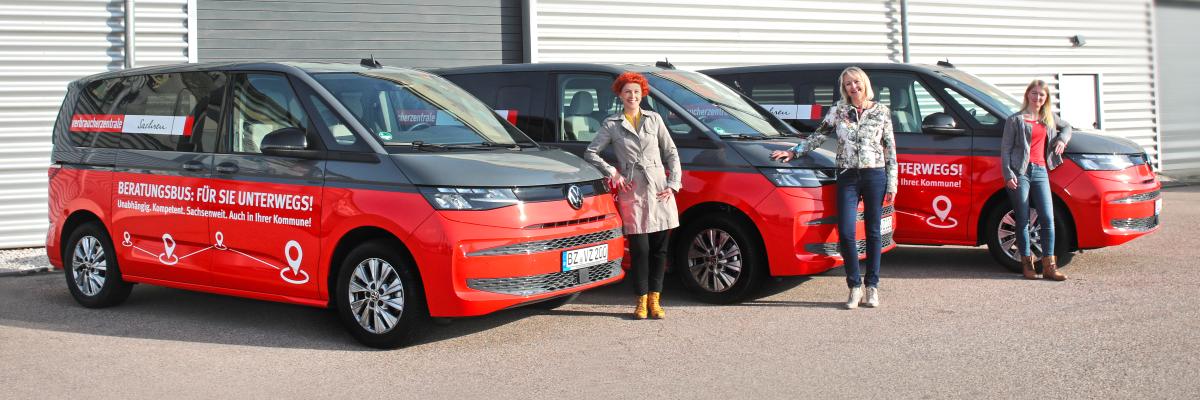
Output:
[673, 213, 766, 304]
[335, 240, 428, 349]
[984, 201, 1074, 273]
[64, 222, 133, 308]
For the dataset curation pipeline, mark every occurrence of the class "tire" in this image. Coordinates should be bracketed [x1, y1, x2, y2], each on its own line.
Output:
[984, 201, 1074, 273]
[673, 213, 766, 304]
[334, 240, 429, 349]
[531, 292, 580, 310]
[63, 222, 133, 308]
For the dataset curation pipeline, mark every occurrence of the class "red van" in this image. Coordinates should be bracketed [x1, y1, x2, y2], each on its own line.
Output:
[436, 63, 897, 303]
[704, 63, 1161, 270]
[47, 61, 624, 348]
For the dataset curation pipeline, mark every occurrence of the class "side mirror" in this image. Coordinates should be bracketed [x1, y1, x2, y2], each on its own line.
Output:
[921, 112, 966, 135]
[261, 127, 320, 158]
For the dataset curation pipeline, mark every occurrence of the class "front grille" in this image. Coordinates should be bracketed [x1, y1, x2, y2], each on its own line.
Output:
[806, 204, 895, 225]
[467, 228, 622, 257]
[512, 180, 608, 202]
[524, 214, 614, 229]
[805, 232, 895, 256]
[466, 259, 622, 296]
[1111, 215, 1158, 231]
[1110, 190, 1160, 204]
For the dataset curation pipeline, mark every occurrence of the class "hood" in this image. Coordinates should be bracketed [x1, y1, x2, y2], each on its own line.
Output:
[1066, 131, 1145, 155]
[723, 138, 838, 168]
[389, 149, 603, 187]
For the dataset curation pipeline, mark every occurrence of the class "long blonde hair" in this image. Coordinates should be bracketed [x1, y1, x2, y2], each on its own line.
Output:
[1022, 80, 1055, 127]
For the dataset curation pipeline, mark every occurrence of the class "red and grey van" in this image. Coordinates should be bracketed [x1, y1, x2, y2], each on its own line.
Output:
[703, 63, 1161, 270]
[436, 63, 897, 303]
[47, 61, 623, 348]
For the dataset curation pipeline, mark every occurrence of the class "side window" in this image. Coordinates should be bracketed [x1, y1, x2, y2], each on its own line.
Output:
[871, 72, 949, 134]
[228, 74, 309, 154]
[737, 70, 838, 132]
[557, 74, 616, 142]
[642, 95, 693, 136]
[304, 90, 368, 152]
[941, 87, 1001, 126]
[77, 73, 220, 152]
[441, 72, 549, 141]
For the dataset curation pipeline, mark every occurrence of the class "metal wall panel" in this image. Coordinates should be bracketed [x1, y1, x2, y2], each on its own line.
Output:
[0, 0, 191, 248]
[532, 0, 899, 67]
[197, 0, 524, 68]
[1156, 2, 1200, 172]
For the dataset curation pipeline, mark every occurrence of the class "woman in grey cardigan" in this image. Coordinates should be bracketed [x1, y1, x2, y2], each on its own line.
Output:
[584, 72, 682, 320]
[1001, 79, 1072, 281]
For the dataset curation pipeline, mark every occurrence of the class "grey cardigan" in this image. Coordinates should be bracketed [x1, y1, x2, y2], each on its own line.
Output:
[1000, 112, 1072, 181]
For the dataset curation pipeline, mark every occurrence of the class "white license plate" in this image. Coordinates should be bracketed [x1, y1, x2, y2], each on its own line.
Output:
[881, 215, 894, 235]
[562, 244, 608, 271]
[1155, 198, 1162, 215]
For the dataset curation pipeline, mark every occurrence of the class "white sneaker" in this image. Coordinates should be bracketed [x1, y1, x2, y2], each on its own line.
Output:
[845, 287, 863, 309]
[863, 287, 880, 308]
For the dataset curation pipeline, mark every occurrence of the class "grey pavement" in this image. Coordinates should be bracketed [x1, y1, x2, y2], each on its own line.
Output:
[1, 187, 1198, 399]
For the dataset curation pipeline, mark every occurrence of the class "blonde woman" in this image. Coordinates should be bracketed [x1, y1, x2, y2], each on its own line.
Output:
[771, 67, 897, 309]
[1001, 80, 1072, 281]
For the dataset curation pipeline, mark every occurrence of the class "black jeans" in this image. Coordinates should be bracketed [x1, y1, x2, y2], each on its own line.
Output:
[628, 230, 669, 295]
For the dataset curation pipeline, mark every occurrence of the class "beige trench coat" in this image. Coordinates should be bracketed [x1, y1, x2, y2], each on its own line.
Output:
[584, 110, 682, 235]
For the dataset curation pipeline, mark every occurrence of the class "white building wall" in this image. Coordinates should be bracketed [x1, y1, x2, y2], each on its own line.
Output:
[531, 0, 1159, 165]
[0, 0, 192, 248]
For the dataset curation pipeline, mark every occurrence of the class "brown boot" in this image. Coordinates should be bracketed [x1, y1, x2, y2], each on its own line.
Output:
[1021, 256, 1039, 280]
[1042, 256, 1066, 281]
[634, 295, 648, 319]
[648, 292, 665, 319]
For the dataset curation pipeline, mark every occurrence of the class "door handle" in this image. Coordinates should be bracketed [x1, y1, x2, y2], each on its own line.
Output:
[182, 161, 205, 172]
[216, 163, 239, 174]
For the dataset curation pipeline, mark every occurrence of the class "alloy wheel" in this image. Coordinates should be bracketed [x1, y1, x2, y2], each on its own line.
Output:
[997, 208, 1045, 262]
[71, 236, 107, 296]
[687, 228, 743, 293]
[347, 257, 406, 334]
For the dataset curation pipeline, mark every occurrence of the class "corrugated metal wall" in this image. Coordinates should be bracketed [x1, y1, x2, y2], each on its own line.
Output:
[531, 0, 899, 67]
[906, 0, 1159, 166]
[531, 0, 1159, 166]
[1156, 1, 1200, 172]
[197, 0, 523, 68]
[0, 0, 191, 248]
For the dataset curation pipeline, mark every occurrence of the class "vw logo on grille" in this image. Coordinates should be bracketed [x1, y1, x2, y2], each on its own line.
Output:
[566, 185, 583, 210]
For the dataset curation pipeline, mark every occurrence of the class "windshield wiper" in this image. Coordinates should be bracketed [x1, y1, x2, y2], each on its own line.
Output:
[722, 133, 768, 140]
[409, 141, 521, 151]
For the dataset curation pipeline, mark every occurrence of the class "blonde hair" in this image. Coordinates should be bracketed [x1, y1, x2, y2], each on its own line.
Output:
[1022, 80, 1055, 127]
[838, 67, 874, 105]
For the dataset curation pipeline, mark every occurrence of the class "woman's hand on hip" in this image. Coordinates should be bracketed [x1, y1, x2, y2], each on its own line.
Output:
[1006, 178, 1019, 190]
[770, 150, 794, 162]
[609, 175, 633, 191]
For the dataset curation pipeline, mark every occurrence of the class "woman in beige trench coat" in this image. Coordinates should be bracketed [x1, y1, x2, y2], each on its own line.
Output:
[584, 72, 682, 320]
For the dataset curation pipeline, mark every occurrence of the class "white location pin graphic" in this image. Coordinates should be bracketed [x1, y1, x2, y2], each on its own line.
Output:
[122, 231, 132, 247]
[214, 231, 226, 250]
[162, 234, 176, 258]
[933, 195, 952, 221]
[284, 240, 302, 274]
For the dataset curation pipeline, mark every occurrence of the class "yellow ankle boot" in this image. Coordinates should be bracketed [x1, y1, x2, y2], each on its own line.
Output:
[648, 292, 665, 319]
[634, 294, 648, 319]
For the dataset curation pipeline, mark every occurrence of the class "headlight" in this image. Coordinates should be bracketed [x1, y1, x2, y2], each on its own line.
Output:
[1066, 154, 1145, 171]
[419, 187, 520, 210]
[760, 168, 835, 187]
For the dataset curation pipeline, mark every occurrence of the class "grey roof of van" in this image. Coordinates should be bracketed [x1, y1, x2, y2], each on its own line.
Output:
[700, 62, 947, 75]
[72, 61, 427, 83]
[433, 63, 666, 75]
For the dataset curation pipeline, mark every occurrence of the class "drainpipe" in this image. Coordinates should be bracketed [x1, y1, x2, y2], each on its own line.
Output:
[900, 0, 910, 63]
[124, 0, 136, 69]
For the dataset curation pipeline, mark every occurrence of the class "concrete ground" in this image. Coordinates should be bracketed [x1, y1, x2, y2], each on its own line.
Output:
[1, 187, 1197, 399]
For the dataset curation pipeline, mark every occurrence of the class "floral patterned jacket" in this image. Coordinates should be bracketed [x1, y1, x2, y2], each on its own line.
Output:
[791, 102, 898, 194]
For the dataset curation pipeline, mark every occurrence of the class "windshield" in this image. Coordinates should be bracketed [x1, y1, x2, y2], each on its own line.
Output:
[936, 69, 1022, 116]
[646, 70, 793, 137]
[313, 71, 526, 146]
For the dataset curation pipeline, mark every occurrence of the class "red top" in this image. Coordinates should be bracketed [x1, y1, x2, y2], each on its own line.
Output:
[1026, 118, 1047, 166]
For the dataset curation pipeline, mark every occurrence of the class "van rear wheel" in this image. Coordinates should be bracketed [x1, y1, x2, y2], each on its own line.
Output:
[674, 214, 765, 304]
[984, 202, 1074, 273]
[64, 222, 133, 308]
[335, 240, 428, 349]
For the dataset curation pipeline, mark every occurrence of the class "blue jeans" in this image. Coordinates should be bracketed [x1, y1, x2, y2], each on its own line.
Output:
[837, 168, 886, 289]
[1006, 164, 1054, 257]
